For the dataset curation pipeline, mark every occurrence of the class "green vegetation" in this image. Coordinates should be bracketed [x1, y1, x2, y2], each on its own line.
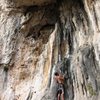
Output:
[86, 83, 97, 96]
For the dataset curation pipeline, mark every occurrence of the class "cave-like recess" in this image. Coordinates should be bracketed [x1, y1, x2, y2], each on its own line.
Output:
[0, 0, 100, 100]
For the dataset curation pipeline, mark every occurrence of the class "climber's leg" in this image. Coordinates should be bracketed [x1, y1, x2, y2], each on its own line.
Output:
[58, 93, 60, 100]
[61, 92, 64, 100]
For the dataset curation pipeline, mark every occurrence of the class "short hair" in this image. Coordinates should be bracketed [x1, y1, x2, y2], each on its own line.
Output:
[54, 72, 59, 76]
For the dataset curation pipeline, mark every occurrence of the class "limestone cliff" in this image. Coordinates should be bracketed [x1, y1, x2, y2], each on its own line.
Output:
[0, 0, 100, 100]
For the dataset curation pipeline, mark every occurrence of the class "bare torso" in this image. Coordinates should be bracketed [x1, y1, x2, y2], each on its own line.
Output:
[55, 75, 64, 84]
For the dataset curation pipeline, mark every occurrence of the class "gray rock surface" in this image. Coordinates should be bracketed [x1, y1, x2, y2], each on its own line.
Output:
[0, 0, 100, 100]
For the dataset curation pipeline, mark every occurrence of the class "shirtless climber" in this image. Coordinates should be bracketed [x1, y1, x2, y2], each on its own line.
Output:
[54, 72, 65, 100]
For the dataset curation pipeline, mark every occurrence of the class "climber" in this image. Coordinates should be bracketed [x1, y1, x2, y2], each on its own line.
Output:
[54, 72, 65, 100]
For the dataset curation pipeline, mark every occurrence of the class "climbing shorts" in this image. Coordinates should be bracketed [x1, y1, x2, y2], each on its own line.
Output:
[57, 83, 64, 95]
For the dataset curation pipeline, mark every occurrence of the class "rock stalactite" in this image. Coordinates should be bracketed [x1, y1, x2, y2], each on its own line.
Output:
[0, 0, 100, 100]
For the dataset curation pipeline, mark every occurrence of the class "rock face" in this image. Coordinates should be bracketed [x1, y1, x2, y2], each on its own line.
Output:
[0, 0, 100, 100]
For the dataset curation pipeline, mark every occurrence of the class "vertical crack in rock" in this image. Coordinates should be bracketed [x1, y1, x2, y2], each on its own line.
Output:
[3, 65, 9, 89]
[26, 88, 33, 100]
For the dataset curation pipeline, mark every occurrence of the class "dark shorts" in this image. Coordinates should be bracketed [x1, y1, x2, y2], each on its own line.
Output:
[57, 83, 64, 95]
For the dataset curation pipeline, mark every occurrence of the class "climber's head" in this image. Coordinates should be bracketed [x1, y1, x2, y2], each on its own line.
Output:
[54, 72, 59, 76]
